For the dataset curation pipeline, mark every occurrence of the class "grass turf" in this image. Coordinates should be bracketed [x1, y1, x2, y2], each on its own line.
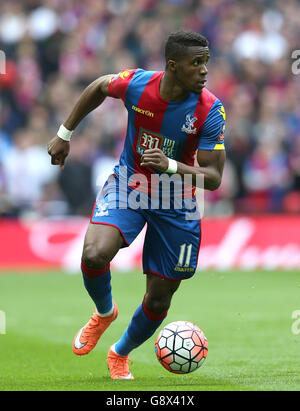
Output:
[0, 269, 300, 391]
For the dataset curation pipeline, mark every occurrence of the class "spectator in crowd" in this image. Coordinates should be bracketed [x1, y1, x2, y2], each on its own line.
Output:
[1, 0, 300, 217]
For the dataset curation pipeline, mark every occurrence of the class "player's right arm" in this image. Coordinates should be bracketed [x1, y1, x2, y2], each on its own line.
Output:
[47, 74, 115, 168]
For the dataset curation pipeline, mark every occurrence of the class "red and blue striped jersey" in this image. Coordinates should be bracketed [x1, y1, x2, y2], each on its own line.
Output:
[108, 68, 226, 182]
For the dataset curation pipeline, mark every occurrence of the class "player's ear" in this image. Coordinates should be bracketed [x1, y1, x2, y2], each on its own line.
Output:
[167, 59, 177, 73]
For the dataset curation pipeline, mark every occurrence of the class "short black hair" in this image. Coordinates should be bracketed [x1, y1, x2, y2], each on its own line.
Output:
[165, 31, 209, 62]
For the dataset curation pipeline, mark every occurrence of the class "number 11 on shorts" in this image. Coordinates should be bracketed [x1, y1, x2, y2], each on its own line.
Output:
[177, 243, 192, 267]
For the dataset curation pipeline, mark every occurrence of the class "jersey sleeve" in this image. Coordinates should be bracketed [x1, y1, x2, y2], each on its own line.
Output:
[107, 69, 137, 102]
[198, 99, 226, 151]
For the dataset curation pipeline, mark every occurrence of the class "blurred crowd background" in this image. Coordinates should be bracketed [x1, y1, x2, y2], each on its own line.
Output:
[1, 0, 300, 218]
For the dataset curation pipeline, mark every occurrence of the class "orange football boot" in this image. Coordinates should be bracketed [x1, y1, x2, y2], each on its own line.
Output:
[107, 348, 134, 380]
[72, 301, 118, 355]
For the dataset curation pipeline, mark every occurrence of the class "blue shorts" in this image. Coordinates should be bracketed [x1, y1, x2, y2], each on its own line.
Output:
[90, 175, 201, 280]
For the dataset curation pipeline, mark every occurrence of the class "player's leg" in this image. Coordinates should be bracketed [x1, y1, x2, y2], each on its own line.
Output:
[113, 273, 180, 354]
[81, 222, 124, 316]
[73, 223, 124, 355]
[144, 272, 181, 316]
[107, 273, 181, 379]
[73, 173, 147, 356]
[107, 211, 201, 378]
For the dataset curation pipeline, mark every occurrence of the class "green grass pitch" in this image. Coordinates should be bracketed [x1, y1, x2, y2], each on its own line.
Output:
[0, 269, 300, 391]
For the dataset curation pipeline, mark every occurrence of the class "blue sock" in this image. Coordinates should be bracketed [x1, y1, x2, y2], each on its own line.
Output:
[114, 297, 167, 356]
[81, 260, 113, 315]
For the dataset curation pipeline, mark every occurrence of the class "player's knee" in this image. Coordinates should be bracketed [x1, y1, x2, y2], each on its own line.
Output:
[144, 294, 171, 315]
[82, 244, 110, 270]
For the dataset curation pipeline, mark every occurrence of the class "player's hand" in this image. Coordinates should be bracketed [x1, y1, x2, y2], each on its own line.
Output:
[140, 148, 169, 172]
[47, 136, 70, 169]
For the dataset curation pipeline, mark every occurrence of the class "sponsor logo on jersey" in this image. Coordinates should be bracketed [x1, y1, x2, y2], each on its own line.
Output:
[138, 129, 163, 151]
[181, 114, 198, 134]
[132, 105, 154, 118]
[137, 128, 177, 158]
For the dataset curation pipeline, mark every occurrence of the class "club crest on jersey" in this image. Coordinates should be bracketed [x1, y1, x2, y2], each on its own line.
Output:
[181, 114, 198, 134]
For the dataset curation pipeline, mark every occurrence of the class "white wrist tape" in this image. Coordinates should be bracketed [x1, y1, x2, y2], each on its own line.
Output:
[166, 158, 178, 173]
[57, 124, 73, 142]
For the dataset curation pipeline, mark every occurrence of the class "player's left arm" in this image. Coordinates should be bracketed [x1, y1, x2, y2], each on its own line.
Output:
[140, 148, 226, 190]
[195, 148, 226, 190]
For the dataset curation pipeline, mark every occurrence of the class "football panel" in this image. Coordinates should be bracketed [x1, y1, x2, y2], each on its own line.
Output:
[163, 322, 179, 333]
[161, 328, 175, 338]
[172, 321, 189, 328]
[161, 353, 174, 366]
[202, 336, 209, 351]
[159, 346, 173, 359]
[174, 351, 190, 365]
[191, 323, 202, 332]
[189, 360, 201, 373]
[169, 362, 182, 372]
[197, 357, 206, 368]
[182, 337, 195, 350]
[185, 321, 197, 330]
[190, 344, 203, 360]
[174, 334, 183, 350]
[166, 334, 175, 351]
[177, 327, 194, 337]
[180, 361, 191, 373]
[176, 346, 192, 360]
[158, 336, 167, 349]
[192, 330, 208, 351]
[192, 331, 202, 346]
[202, 346, 208, 359]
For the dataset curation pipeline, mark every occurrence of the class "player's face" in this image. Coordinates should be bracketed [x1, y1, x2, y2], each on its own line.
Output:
[176, 46, 210, 94]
